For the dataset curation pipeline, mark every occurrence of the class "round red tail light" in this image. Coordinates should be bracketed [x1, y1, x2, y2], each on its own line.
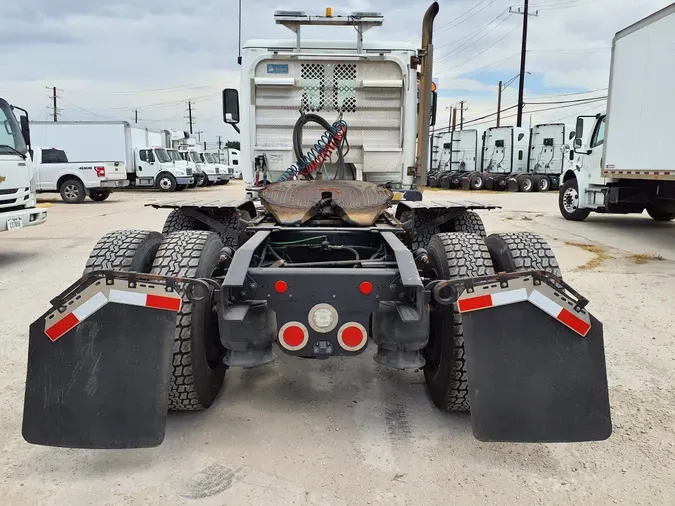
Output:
[278, 321, 309, 351]
[359, 281, 373, 295]
[337, 322, 368, 352]
[274, 280, 288, 293]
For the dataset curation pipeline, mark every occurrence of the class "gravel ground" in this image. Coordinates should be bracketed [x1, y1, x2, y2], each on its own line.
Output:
[1, 182, 674, 505]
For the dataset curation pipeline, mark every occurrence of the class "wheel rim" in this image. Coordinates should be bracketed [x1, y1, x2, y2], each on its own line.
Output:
[563, 186, 579, 213]
[472, 176, 483, 189]
[159, 177, 172, 190]
[64, 184, 80, 200]
[540, 178, 550, 191]
[523, 178, 533, 192]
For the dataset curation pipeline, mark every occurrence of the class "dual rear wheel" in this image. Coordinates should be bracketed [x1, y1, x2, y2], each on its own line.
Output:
[423, 228, 561, 412]
[83, 226, 239, 412]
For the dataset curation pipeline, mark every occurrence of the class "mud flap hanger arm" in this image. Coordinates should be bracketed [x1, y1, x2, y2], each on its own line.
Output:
[49, 270, 218, 312]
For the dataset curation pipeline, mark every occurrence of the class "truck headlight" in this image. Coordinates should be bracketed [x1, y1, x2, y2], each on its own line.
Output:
[175, 171, 185, 176]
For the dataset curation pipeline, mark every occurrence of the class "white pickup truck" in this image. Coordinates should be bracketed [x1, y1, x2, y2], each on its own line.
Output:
[32, 147, 128, 203]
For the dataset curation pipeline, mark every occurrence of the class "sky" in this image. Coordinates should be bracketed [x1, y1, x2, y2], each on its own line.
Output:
[1, 0, 671, 146]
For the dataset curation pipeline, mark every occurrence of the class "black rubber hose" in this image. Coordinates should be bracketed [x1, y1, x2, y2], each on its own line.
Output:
[292, 113, 346, 180]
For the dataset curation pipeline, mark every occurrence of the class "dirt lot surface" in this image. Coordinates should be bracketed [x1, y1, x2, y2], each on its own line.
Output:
[1, 182, 674, 505]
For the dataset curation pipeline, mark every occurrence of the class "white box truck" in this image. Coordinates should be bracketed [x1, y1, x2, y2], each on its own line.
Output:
[0, 98, 47, 233]
[560, 3, 675, 222]
[30, 122, 194, 192]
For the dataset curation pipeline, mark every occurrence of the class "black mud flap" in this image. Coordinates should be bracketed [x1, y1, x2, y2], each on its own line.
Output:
[462, 302, 612, 442]
[23, 303, 176, 449]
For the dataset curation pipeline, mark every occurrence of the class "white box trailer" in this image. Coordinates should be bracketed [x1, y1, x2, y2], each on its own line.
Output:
[30, 122, 194, 191]
[561, 3, 675, 221]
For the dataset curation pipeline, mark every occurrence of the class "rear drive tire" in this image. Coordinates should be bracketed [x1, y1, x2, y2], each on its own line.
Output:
[559, 178, 591, 221]
[89, 189, 111, 202]
[222, 179, 230, 185]
[151, 231, 226, 411]
[507, 176, 520, 192]
[157, 173, 177, 192]
[469, 172, 485, 190]
[60, 178, 86, 204]
[424, 233, 495, 412]
[518, 174, 535, 193]
[175, 184, 187, 192]
[646, 204, 675, 222]
[83, 229, 163, 275]
[534, 174, 551, 192]
[485, 232, 562, 277]
[451, 210, 486, 237]
[162, 209, 205, 234]
[401, 210, 440, 251]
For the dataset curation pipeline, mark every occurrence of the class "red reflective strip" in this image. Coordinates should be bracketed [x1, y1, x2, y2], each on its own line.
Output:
[146, 294, 181, 311]
[45, 313, 80, 342]
[457, 294, 493, 312]
[557, 308, 591, 336]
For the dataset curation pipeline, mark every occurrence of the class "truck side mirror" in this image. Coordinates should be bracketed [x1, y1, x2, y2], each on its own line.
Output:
[573, 138, 582, 149]
[20, 115, 31, 148]
[429, 91, 438, 127]
[575, 117, 584, 141]
[223, 89, 241, 134]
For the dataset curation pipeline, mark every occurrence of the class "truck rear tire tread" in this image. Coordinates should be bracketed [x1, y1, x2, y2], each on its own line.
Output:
[151, 231, 226, 411]
[452, 210, 486, 237]
[401, 210, 440, 251]
[485, 232, 562, 278]
[424, 232, 495, 412]
[83, 229, 163, 275]
[162, 209, 204, 234]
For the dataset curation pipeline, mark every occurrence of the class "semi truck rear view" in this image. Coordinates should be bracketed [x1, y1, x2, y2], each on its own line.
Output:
[560, 3, 675, 222]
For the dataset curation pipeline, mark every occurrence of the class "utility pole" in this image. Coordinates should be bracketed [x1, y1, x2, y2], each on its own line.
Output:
[188, 101, 194, 134]
[452, 108, 457, 131]
[46, 87, 61, 121]
[218, 135, 222, 151]
[196, 131, 203, 143]
[204, 141, 207, 150]
[497, 81, 503, 127]
[459, 101, 465, 130]
[52, 87, 58, 122]
[510, 1, 539, 127]
[447, 106, 453, 131]
[134, 109, 138, 124]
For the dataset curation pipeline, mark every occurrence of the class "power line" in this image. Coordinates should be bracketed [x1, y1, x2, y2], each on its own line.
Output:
[437, 21, 523, 76]
[434, 12, 512, 65]
[524, 87, 608, 97]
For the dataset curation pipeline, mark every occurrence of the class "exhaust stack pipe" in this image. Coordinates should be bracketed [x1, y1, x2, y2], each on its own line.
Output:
[415, 2, 439, 192]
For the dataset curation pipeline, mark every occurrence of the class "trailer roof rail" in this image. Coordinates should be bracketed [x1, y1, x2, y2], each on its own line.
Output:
[274, 9, 384, 53]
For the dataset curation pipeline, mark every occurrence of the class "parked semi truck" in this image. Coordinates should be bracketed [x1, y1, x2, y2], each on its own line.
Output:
[22, 5, 612, 450]
[30, 121, 194, 192]
[507, 123, 569, 193]
[482, 126, 530, 191]
[0, 98, 47, 232]
[560, 3, 675, 222]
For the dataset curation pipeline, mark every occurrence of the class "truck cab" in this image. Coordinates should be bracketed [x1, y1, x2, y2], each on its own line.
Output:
[167, 148, 197, 188]
[202, 152, 225, 185]
[135, 147, 193, 191]
[0, 98, 47, 232]
[220, 10, 428, 198]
